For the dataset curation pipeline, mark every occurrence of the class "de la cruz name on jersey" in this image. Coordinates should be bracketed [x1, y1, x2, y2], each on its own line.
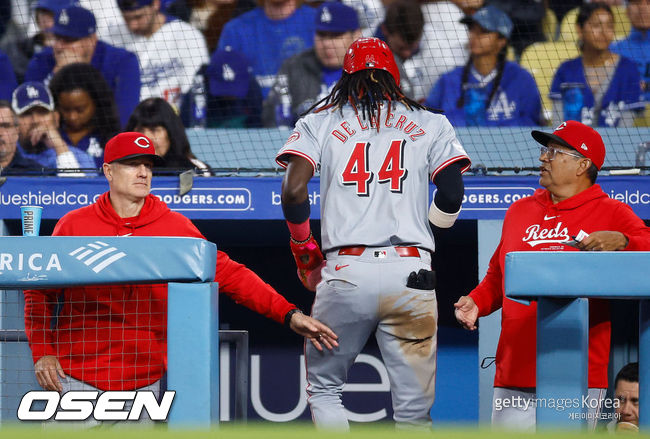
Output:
[329, 110, 426, 144]
[276, 103, 470, 253]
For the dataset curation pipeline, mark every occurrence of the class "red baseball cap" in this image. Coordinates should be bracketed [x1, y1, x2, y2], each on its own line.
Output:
[531, 120, 606, 170]
[103, 132, 164, 165]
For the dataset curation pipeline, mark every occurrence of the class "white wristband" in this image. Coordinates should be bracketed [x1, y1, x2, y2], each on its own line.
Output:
[428, 200, 460, 228]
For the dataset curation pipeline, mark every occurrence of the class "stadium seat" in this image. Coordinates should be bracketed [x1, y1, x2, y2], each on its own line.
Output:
[519, 41, 580, 123]
[613, 5, 632, 41]
[542, 8, 558, 42]
[559, 6, 631, 43]
[558, 8, 579, 43]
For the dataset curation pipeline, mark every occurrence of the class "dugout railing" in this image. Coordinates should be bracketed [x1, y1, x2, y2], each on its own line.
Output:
[0, 236, 221, 427]
[505, 252, 650, 430]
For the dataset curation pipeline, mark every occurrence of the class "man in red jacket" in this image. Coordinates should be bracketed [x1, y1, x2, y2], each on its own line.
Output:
[454, 121, 650, 430]
[24, 132, 337, 398]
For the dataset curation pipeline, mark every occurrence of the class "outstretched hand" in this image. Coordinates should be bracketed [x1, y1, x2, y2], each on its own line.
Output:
[454, 295, 478, 331]
[34, 355, 65, 392]
[289, 312, 339, 351]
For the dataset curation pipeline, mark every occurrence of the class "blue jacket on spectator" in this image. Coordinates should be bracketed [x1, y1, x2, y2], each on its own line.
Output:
[217, 6, 317, 98]
[1, 147, 51, 175]
[0, 50, 18, 101]
[58, 131, 104, 167]
[24, 41, 141, 127]
[18, 144, 96, 170]
[425, 61, 542, 127]
[611, 29, 650, 103]
[550, 56, 644, 127]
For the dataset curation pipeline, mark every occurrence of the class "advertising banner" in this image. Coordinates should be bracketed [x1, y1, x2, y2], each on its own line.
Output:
[0, 176, 649, 220]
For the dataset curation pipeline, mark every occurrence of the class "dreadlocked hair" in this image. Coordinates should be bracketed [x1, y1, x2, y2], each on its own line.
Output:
[302, 69, 426, 131]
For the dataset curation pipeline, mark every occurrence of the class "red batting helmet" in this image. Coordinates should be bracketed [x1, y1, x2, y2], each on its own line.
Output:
[343, 37, 400, 87]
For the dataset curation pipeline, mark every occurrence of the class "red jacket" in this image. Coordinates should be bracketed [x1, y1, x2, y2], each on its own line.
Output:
[24, 192, 295, 390]
[469, 184, 650, 389]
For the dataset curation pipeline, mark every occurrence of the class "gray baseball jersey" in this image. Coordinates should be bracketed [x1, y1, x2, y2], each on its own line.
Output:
[277, 102, 470, 429]
[276, 103, 469, 252]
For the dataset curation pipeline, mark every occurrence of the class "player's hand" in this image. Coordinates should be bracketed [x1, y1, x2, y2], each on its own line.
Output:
[289, 312, 338, 352]
[454, 296, 478, 331]
[616, 421, 639, 432]
[54, 49, 89, 71]
[290, 234, 324, 292]
[576, 231, 628, 251]
[34, 355, 65, 392]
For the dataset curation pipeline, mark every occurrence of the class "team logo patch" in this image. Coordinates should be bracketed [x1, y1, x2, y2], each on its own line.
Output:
[364, 55, 377, 68]
[26, 86, 40, 99]
[580, 143, 588, 151]
[134, 136, 150, 149]
[59, 9, 69, 25]
[285, 132, 300, 145]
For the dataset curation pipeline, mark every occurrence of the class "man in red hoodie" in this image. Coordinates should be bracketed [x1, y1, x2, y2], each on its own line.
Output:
[454, 121, 650, 430]
[24, 132, 338, 401]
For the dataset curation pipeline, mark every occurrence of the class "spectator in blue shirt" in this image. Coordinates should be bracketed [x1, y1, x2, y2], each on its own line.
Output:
[182, 49, 263, 128]
[24, 5, 141, 127]
[12, 82, 95, 175]
[49, 63, 121, 167]
[611, 0, 650, 102]
[0, 0, 80, 82]
[0, 50, 18, 102]
[262, 1, 361, 127]
[0, 101, 46, 175]
[550, 2, 644, 128]
[217, 0, 317, 98]
[425, 5, 542, 126]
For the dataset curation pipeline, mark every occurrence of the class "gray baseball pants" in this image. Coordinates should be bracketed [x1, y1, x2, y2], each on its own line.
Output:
[306, 246, 437, 430]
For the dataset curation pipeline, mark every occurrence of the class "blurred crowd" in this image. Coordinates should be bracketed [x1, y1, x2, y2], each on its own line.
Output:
[0, 0, 648, 173]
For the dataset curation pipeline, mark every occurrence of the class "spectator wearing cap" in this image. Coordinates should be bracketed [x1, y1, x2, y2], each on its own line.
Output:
[262, 2, 361, 127]
[106, 0, 208, 109]
[550, 3, 643, 128]
[12, 81, 95, 175]
[454, 120, 650, 431]
[0, 100, 46, 174]
[216, 0, 317, 99]
[0, 0, 80, 82]
[24, 5, 141, 127]
[182, 49, 262, 128]
[425, 5, 543, 126]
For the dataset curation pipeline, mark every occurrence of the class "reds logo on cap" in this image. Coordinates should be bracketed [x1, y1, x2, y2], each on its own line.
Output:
[103, 132, 164, 165]
[531, 120, 606, 170]
[134, 136, 150, 149]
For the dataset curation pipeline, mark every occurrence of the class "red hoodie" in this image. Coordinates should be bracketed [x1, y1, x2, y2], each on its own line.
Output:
[24, 192, 296, 390]
[469, 184, 650, 389]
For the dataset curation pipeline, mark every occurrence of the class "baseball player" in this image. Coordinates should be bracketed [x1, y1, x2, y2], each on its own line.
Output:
[276, 38, 471, 429]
